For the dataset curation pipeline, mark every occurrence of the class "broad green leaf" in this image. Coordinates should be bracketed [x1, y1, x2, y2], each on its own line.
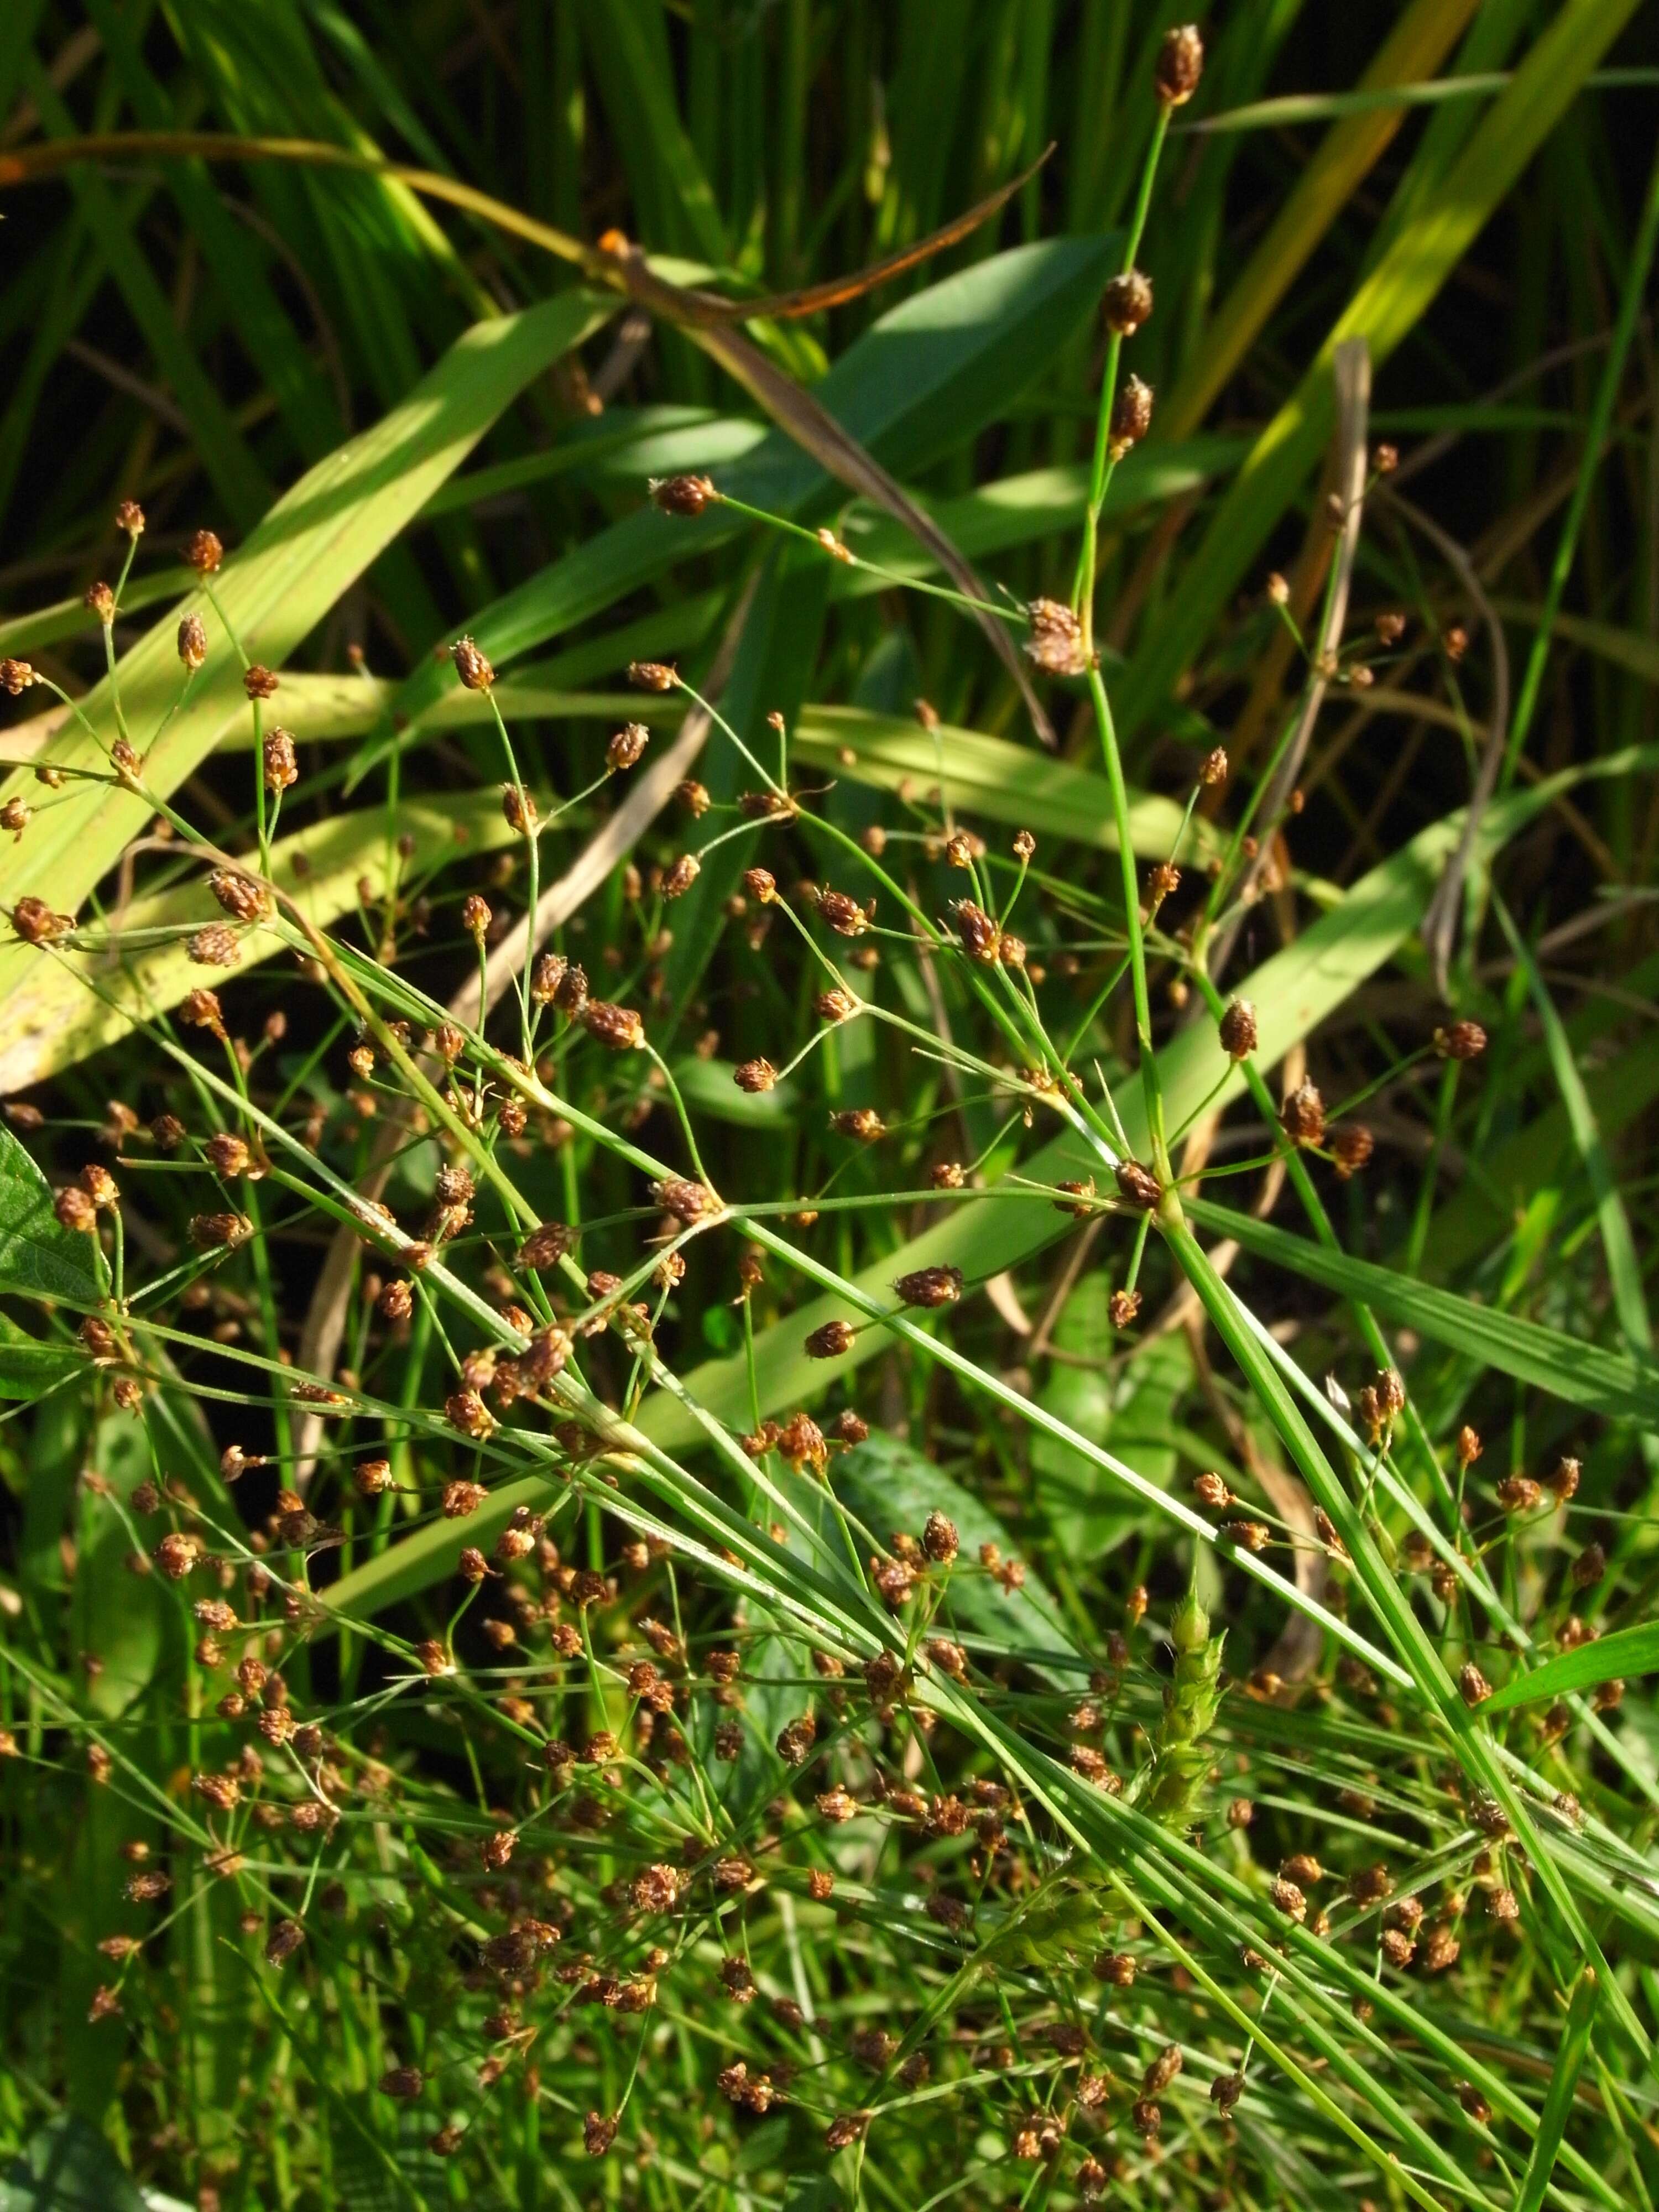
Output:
[385, 238, 1119, 728]
[0, 790, 520, 1096]
[0, 1120, 100, 1303]
[0, 1312, 80, 1399]
[0, 288, 616, 1041]
[1184, 1196, 1659, 1429]
[72, 1414, 165, 1721]
[1032, 1280, 1192, 1557]
[1, 2114, 145, 2212]
[1123, 0, 1645, 731]
[1484, 1621, 1659, 1713]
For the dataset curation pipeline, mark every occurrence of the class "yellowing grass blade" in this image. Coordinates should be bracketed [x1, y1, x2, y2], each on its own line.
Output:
[0, 288, 614, 1059]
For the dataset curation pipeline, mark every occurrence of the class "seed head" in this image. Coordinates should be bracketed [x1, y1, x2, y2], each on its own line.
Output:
[654, 1176, 712, 1224]
[181, 987, 225, 1034]
[1547, 1455, 1580, 1502]
[581, 999, 644, 1050]
[895, 1265, 962, 1310]
[1219, 999, 1257, 1060]
[379, 2067, 424, 2100]
[262, 727, 298, 794]
[85, 580, 116, 626]
[1109, 374, 1154, 459]
[677, 779, 711, 816]
[502, 781, 538, 832]
[1459, 1662, 1493, 1708]
[264, 1917, 305, 1966]
[185, 529, 224, 575]
[607, 722, 650, 772]
[1434, 1020, 1486, 1062]
[734, 1057, 776, 1094]
[628, 660, 676, 692]
[190, 1210, 253, 1250]
[517, 1220, 577, 1271]
[170, 612, 208, 675]
[1280, 1081, 1326, 1147]
[0, 658, 38, 695]
[204, 1133, 251, 1177]
[1113, 1159, 1161, 1211]
[243, 664, 279, 702]
[189, 925, 239, 968]
[831, 1107, 884, 1142]
[1193, 1471, 1232, 1510]
[462, 893, 491, 941]
[1109, 1288, 1140, 1327]
[805, 1319, 856, 1360]
[930, 1160, 965, 1190]
[950, 900, 1001, 963]
[819, 888, 870, 937]
[451, 635, 494, 692]
[815, 986, 857, 1022]
[923, 1511, 959, 1564]
[1331, 1123, 1374, 1178]
[354, 1457, 393, 1497]
[649, 473, 718, 517]
[1154, 24, 1204, 105]
[55, 1185, 98, 1234]
[1024, 596, 1088, 677]
[583, 2113, 617, 2158]
[114, 499, 145, 538]
[12, 896, 72, 945]
[1102, 269, 1154, 336]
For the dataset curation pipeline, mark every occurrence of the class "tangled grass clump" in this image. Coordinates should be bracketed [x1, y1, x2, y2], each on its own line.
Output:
[2, 9, 1659, 2210]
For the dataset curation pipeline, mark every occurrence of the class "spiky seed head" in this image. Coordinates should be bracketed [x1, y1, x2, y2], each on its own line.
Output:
[12, 896, 71, 945]
[1102, 269, 1154, 335]
[1219, 998, 1257, 1060]
[1023, 596, 1088, 677]
[628, 661, 676, 692]
[1459, 1662, 1493, 1707]
[733, 1057, 776, 1094]
[187, 925, 239, 969]
[581, 999, 644, 1050]
[451, 635, 494, 691]
[1113, 1159, 1162, 1210]
[262, 727, 298, 794]
[805, 1319, 856, 1360]
[1434, 1019, 1486, 1061]
[607, 722, 649, 771]
[1154, 24, 1204, 103]
[895, 1265, 962, 1309]
[1280, 1080, 1326, 1147]
[185, 529, 223, 574]
[649, 473, 717, 516]
[1331, 1123, 1373, 1177]
[1109, 374, 1154, 458]
[177, 613, 208, 671]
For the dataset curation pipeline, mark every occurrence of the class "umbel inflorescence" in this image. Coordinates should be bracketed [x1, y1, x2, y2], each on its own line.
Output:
[0, 23, 1639, 2212]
